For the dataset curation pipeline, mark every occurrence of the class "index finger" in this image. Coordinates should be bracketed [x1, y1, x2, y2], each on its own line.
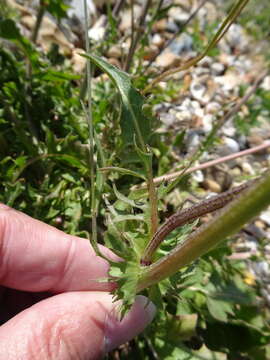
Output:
[0, 204, 117, 293]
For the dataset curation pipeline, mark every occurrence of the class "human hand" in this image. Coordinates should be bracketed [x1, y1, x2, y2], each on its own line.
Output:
[0, 204, 156, 359]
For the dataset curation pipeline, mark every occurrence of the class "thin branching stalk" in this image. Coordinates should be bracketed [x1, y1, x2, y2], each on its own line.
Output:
[124, 0, 153, 72]
[112, 0, 126, 17]
[146, 157, 159, 237]
[130, 0, 135, 49]
[137, 170, 270, 291]
[83, 0, 99, 255]
[155, 0, 165, 13]
[218, 69, 268, 127]
[139, 0, 253, 193]
[133, 0, 162, 73]
[152, 141, 270, 186]
[145, 0, 208, 71]
[135, 69, 269, 189]
[31, 0, 46, 44]
[142, 0, 250, 94]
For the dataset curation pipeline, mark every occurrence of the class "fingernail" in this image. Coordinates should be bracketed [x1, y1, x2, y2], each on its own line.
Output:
[103, 295, 156, 353]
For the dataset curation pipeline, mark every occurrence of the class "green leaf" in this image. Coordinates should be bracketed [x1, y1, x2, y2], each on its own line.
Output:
[83, 53, 152, 147]
[0, 19, 38, 64]
[54, 155, 87, 169]
[166, 313, 198, 342]
[38, 70, 81, 82]
[6, 182, 25, 206]
[0, 19, 21, 40]
[155, 341, 226, 360]
[113, 183, 145, 209]
[202, 322, 270, 352]
[193, 345, 227, 360]
[46, 0, 70, 19]
[206, 296, 234, 322]
[14, 156, 28, 167]
[99, 166, 146, 180]
[110, 260, 141, 319]
[113, 214, 145, 223]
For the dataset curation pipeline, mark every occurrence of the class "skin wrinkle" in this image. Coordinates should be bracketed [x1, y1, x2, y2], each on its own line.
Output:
[0, 208, 41, 287]
[5, 216, 57, 290]
[49, 236, 112, 293]
[10, 297, 89, 360]
[0, 205, 115, 293]
[0, 205, 156, 359]
[52, 237, 78, 293]
[36, 316, 74, 359]
[0, 206, 63, 290]
[2, 314, 35, 359]
[40, 297, 106, 360]
[23, 308, 66, 360]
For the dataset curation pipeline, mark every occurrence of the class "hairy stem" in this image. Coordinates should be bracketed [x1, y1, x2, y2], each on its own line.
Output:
[141, 181, 250, 265]
[83, 0, 99, 255]
[137, 170, 270, 291]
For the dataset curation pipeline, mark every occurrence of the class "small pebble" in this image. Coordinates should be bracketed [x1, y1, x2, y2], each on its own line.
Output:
[241, 161, 255, 175]
[159, 113, 175, 127]
[107, 44, 122, 58]
[203, 179, 222, 193]
[218, 137, 240, 156]
[192, 170, 204, 183]
[211, 62, 225, 75]
[260, 209, 270, 227]
[205, 102, 222, 114]
[185, 131, 200, 150]
[156, 51, 181, 68]
[190, 81, 207, 103]
[169, 33, 193, 55]
[202, 114, 213, 133]
[222, 124, 236, 137]
[152, 33, 164, 48]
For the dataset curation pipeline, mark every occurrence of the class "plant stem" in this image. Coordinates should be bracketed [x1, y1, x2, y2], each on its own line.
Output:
[142, 0, 250, 94]
[141, 181, 250, 265]
[124, 0, 153, 72]
[135, 68, 269, 190]
[146, 158, 159, 237]
[151, 141, 270, 186]
[83, 0, 99, 255]
[137, 169, 270, 291]
[112, 0, 126, 17]
[145, 0, 208, 71]
[217, 69, 268, 128]
[31, 0, 46, 44]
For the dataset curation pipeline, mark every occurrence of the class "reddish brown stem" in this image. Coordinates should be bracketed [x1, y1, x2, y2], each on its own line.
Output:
[141, 181, 250, 265]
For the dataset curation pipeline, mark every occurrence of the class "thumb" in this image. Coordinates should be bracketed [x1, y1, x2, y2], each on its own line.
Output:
[0, 292, 156, 360]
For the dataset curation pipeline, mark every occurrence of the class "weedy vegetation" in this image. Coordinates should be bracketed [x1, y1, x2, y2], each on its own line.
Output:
[1, 0, 270, 358]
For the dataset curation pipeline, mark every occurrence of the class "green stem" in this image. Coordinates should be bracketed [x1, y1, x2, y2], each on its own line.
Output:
[144, 0, 207, 72]
[31, 1, 45, 44]
[137, 170, 270, 292]
[145, 157, 158, 238]
[142, 0, 250, 94]
[124, 0, 153, 72]
[83, 0, 99, 255]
